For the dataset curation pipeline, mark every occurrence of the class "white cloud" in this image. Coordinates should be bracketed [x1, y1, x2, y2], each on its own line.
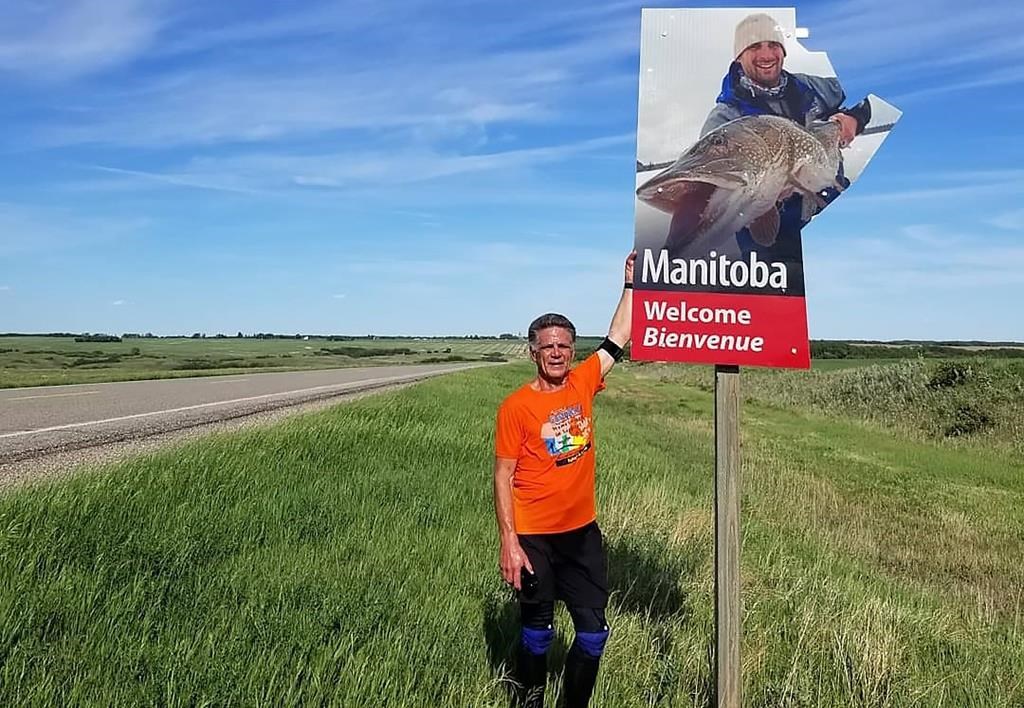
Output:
[340, 237, 620, 283]
[112, 300, 126, 306]
[36, 63, 558, 148]
[28, 3, 638, 149]
[803, 0, 1024, 98]
[332, 294, 346, 300]
[988, 209, 1024, 231]
[87, 165, 268, 196]
[34, 71, 550, 148]
[0, 202, 149, 256]
[79, 132, 632, 198]
[0, 0, 165, 80]
[807, 221, 1024, 300]
[841, 178, 1024, 205]
[892, 66, 1024, 103]
[329, 238, 629, 336]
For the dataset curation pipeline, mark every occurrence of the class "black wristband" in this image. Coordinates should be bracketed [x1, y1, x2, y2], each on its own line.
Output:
[623, 283, 633, 289]
[598, 337, 624, 361]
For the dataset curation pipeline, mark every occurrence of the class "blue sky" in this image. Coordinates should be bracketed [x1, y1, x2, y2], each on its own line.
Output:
[1, 0, 1022, 339]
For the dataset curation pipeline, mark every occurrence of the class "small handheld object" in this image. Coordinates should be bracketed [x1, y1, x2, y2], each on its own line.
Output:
[521, 567, 539, 597]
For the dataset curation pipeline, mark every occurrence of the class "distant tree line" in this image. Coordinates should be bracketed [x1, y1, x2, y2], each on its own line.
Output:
[846, 339, 1024, 348]
[811, 341, 1024, 359]
[318, 346, 417, 358]
[1, 331, 531, 340]
[4, 332, 1020, 357]
[0, 332, 85, 338]
[74, 334, 122, 343]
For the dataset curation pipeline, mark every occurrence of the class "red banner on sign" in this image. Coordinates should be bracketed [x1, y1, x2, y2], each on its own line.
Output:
[631, 290, 810, 369]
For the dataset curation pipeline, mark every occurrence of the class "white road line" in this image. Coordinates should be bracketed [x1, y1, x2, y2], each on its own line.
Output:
[0, 373, 430, 440]
[204, 378, 250, 384]
[0, 366, 438, 392]
[6, 391, 100, 402]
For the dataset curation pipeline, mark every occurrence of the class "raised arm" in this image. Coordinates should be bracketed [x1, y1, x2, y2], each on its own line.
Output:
[596, 251, 636, 377]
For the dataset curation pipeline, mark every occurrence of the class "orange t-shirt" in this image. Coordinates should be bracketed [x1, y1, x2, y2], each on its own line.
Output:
[495, 353, 605, 534]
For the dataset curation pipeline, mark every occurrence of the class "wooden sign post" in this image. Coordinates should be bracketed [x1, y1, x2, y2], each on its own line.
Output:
[714, 364, 741, 708]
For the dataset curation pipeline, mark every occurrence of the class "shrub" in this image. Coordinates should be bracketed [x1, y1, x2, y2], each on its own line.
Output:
[318, 346, 415, 358]
[74, 334, 122, 343]
[944, 403, 993, 437]
[927, 362, 971, 389]
[67, 355, 123, 367]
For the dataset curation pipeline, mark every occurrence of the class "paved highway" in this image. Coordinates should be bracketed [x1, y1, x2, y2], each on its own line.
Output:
[0, 364, 479, 466]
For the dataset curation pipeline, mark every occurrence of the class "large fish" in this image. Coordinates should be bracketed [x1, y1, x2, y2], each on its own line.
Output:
[636, 115, 845, 250]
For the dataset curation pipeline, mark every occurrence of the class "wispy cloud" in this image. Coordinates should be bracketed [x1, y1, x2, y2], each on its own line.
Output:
[112, 299, 126, 306]
[988, 208, 1024, 231]
[892, 66, 1024, 103]
[0, 0, 165, 80]
[0, 202, 149, 256]
[840, 165, 1024, 204]
[841, 181, 1024, 204]
[331, 238, 627, 335]
[341, 238, 618, 280]
[28, 3, 637, 149]
[78, 133, 633, 199]
[808, 220, 1024, 297]
[802, 0, 1024, 98]
[87, 165, 267, 196]
[36, 68, 555, 148]
[157, 2, 403, 56]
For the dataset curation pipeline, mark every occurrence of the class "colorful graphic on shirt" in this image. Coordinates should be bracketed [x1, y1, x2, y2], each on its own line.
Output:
[540, 404, 593, 466]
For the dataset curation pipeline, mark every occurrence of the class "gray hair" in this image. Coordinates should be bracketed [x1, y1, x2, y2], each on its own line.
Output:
[527, 313, 576, 350]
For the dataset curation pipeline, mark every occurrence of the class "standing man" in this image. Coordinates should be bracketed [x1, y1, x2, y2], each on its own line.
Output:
[493, 252, 635, 707]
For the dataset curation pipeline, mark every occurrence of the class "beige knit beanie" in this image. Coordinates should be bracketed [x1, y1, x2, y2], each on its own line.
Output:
[734, 13, 787, 58]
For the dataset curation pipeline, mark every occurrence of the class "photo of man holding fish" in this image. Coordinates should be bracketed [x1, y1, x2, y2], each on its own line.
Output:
[631, 8, 900, 368]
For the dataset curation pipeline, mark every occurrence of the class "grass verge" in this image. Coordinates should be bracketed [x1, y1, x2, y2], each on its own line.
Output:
[0, 363, 1021, 705]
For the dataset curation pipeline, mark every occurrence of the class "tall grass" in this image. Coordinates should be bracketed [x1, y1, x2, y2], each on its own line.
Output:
[640, 358, 1024, 456]
[0, 362, 1021, 705]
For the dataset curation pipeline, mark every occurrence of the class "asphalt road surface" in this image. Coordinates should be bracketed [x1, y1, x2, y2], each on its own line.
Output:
[0, 364, 480, 467]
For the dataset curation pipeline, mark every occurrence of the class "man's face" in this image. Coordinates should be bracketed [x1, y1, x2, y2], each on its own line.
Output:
[738, 41, 784, 88]
[530, 327, 575, 382]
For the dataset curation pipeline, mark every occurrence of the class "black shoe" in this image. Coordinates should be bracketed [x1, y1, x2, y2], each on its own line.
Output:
[561, 645, 600, 708]
[517, 646, 547, 708]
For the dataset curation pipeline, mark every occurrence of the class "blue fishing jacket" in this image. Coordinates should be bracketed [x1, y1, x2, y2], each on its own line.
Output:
[702, 62, 846, 135]
[703, 63, 849, 268]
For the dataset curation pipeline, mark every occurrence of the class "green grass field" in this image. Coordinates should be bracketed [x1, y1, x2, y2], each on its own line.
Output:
[1, 360, 1022, 705]
[0, 336, 534, 389]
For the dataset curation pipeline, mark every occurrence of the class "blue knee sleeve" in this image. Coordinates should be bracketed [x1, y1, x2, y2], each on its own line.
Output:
[521, 626, 555, 656]
[574, 628, 610, 658]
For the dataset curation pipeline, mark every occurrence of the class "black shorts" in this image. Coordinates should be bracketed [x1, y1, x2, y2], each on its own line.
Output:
[518, 521, 608, 608]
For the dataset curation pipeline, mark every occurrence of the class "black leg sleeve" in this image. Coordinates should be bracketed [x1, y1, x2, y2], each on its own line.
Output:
[562, 606, 609, 707]
[517, 601, 555, 708]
